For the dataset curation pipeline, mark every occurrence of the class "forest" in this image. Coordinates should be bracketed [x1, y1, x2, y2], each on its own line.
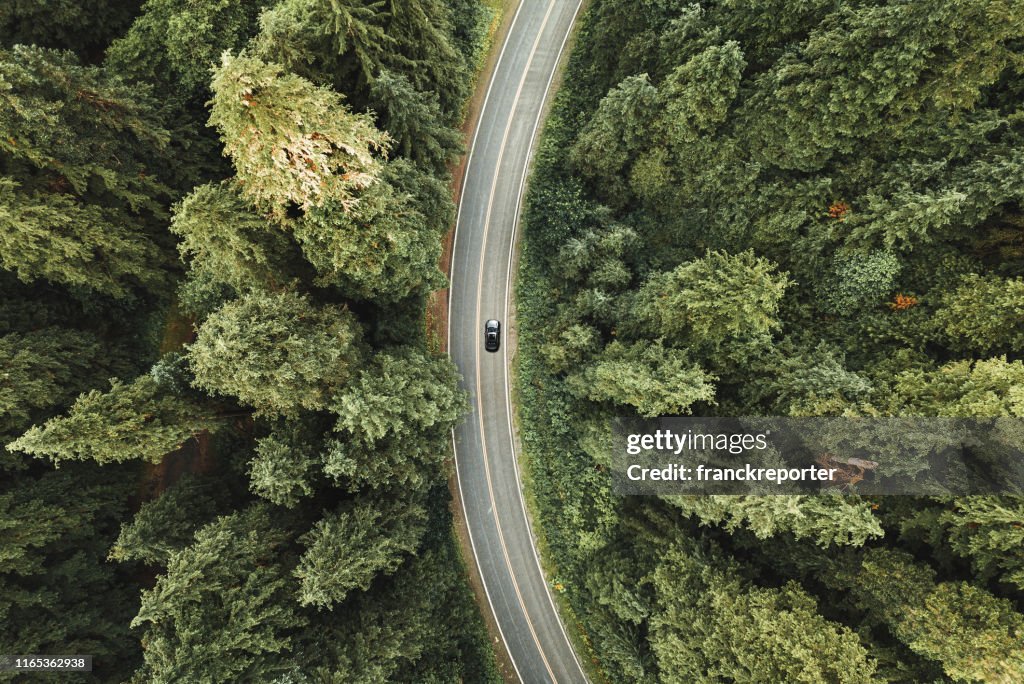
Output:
[517, 0, 1024, 682]
[0, 0, 502, 681]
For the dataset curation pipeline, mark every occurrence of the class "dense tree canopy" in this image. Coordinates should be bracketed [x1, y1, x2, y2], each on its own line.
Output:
[9, 374, 221, 465]
[130, 505, 302, 683]
[0, 0, 142, 56]
[294, 494, 427, 609]
[170, 181, 297, 293]
[0, 46, 173, 297]
[209, 51, 389, 219]
[189, 290, 364, 416]
[517, 0, 1024, 681]
[0, 0, 498, 679]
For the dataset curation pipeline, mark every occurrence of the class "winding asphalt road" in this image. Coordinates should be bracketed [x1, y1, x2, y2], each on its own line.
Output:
[447, 1, 587, 682]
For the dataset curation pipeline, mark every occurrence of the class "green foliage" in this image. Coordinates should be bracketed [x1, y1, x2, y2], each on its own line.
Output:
[0, 466, 141, 681]
[1, 0, 495, 678]
[189, 289, 363, 416]
[248, 421, 317, 508]
[885, 357, 1024, 417]
[842, 548, 1024, 682]
[209, 51, 389, 220]
[749, 0, 1024, 171]
[0, 45, 172, 297]
[110, 474, 225, 565]
[649, 544, 877, 683]
[0, 45, 171, 208]
[824, 250, 902, 315]
[934, 274, 1024, 353]
[331, 346, 467, 443]
[254, 0, 390, 85]
[9, 374, 220, 465]
[131, 505, 301, 683]
[295, 160, 449, 301]
[940, 496, 1024, 591]
[0, 177, 167, 297]
[516, 1, 1024, 681]
[660, 42, 745, 146]
[299, 518, 500, 682]
[295, 494, 426, 609]
[106, 0, 267, 97]
[568, 341, 716, 417]
[754, 343, 874, 416]
[370, 69, 463, 171]
[322, 432, 444, 493]
[633, 250, 789, 348]
[571, 74, 658, 205]
[381, 0, 470, 119]
[668, 495, 884, 548]
[321, 346, 465, 491]
[0, 327, 102, 436]
[170, 182, 297, 293]
[0, 0, 142, 55]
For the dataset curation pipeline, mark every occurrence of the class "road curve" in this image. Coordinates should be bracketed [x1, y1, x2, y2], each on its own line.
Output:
[447, 1, 587, 682]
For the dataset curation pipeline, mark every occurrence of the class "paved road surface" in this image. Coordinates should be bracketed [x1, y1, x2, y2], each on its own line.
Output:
[447, 1, 587, 682]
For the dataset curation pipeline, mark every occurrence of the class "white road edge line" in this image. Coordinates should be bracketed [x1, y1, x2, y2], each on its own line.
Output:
[473, 0, 560, 679]
[502, 0, 589, 679]
[448, 0, 589, 680]
[449, 1, 528, 681]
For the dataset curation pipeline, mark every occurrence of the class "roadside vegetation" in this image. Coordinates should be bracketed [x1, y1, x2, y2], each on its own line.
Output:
[0, 0, 501, 680]
[517, 0, 1024, 681]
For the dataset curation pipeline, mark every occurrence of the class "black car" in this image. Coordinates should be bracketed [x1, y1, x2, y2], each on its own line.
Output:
[484, 319, 501, 352]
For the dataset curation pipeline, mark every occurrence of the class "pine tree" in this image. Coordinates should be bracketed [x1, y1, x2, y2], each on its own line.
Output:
[369, 69, 462, 170]
[188, 289, 364, 416]
[633, 250, 789, 350]
[940, 496, 1024, 591]
[748, 0, 1024, 171]
[208, 51, 390, 220]
[130, 505, 301, 683]
[0, 178, 167, 297]
[8, 374, 220, 465]
[299, 539, 488, 681]
[0, 0, 142, 56]
[668, 496, 883, 548]
[322, 430, 448, 492]
[381, 0, 469, 119]
[570, 74, 659, 206]
[934, 274, 1024, 354]
[295, 161, 449, 301]
[254, 0, 390, 85]
[0, 327, 102, 437]
[109, 474, 226, 566]
[105, 0, 267, 97]
[751, 342, 874, 416]
[295, 494, 427, 609]
[0, 46, 172, 296]
[0, 45, 170, 208]
[248, 421, 318, 508]
[885, 357, 1024, 417]
[170, 181, 296, 293]
[330, 346, 466, 444]
[841, 547, 1024, 682]
[659, 42, 745, 147]
[1, 466, 140, 681]
[649, 543, 877, 683]
[567, 341, 716, 417]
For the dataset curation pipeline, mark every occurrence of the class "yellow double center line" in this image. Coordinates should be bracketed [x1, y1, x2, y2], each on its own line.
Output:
[473, 0, 559, 681]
